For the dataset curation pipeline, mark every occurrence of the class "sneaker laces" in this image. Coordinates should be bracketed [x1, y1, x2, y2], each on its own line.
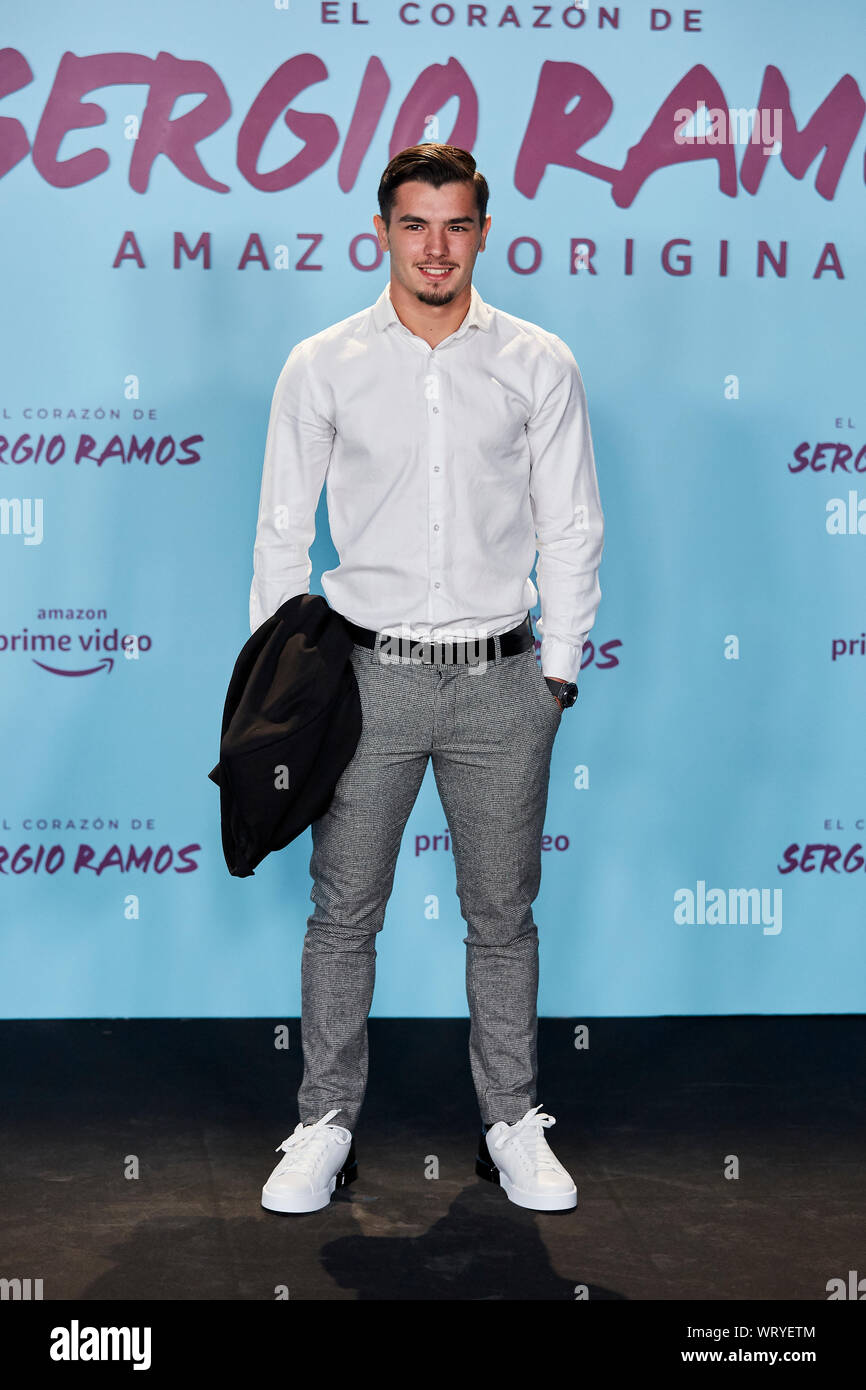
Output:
[273, 1108, 346, 1172]
[490, 1104, 562, 1173]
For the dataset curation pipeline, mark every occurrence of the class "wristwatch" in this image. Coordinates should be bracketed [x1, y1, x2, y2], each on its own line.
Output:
[544, 677, 578, 709]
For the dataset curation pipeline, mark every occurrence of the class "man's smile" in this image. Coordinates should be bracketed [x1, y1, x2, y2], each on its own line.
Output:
[417, 265, 456, 281]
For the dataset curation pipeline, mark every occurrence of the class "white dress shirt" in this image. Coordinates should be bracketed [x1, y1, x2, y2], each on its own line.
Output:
[249, 280, 604, 682]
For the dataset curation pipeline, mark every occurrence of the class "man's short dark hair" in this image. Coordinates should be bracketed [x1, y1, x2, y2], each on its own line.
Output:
[378, 144, 489, 228]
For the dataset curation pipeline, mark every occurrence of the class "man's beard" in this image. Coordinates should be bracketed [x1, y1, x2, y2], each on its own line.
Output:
[415, 286, 458, 305]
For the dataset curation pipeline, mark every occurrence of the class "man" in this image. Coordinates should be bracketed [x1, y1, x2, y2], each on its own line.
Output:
[251, 144, 604, 1216]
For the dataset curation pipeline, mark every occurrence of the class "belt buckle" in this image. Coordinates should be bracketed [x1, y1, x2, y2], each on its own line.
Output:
[430, 637, 461, 665]
[420, 637, 448, 664]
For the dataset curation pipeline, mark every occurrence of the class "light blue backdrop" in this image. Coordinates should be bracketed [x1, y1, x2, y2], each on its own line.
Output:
[1, 0, 864, 1016]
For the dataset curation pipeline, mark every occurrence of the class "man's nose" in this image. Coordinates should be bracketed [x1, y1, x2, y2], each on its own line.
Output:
[425, 231, 448, 256]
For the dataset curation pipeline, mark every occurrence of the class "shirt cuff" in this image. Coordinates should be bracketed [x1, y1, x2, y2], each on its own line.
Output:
[540, 637, 582, 684]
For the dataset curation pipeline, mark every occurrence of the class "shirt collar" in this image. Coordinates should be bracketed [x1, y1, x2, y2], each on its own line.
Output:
[371, 279, 492, 337]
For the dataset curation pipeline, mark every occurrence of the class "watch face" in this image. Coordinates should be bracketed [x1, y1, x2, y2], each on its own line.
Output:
[561, 683, 578, 707]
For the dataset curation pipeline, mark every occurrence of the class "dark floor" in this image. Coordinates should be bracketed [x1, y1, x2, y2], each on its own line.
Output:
[0, 1017, 863, 1300]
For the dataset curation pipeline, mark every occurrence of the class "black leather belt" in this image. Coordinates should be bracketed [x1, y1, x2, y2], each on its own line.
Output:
[341, 613, 534, 665]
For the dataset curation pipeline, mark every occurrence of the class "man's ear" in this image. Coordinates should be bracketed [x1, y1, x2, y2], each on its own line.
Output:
[373, 213, 389, 251]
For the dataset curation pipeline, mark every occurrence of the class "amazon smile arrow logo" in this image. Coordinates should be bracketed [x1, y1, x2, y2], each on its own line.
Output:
[32, 656, 114, 677]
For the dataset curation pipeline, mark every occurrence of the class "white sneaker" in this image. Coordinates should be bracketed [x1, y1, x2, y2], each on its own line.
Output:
[261, 1108, 357, 1214]
[477, 1105, 577, 1212]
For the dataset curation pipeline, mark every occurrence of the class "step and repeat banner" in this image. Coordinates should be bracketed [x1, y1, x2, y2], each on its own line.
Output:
[1, 0, 863, 1017]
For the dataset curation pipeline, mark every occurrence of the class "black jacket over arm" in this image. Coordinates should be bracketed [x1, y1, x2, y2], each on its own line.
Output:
[208, 593, 362, 878]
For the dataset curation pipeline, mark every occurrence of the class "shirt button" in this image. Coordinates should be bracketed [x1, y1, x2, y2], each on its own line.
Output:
[433, 466, 440, 472]
[433, 524, 439, 531]
[432, 407, 439, 414]
[434, 582, 441, 589]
